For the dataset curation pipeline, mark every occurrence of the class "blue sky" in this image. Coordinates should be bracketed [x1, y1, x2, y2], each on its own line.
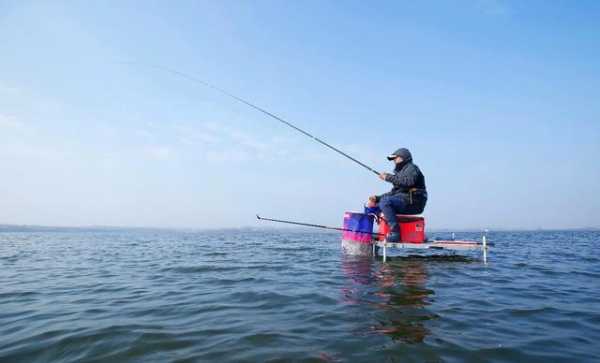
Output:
[1, 0, 599, 229]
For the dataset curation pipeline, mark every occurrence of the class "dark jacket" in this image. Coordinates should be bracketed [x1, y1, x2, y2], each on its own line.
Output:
[376, 160, 428, 211]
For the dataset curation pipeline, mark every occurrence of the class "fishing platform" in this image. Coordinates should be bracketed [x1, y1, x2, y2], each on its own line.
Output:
[372, 238, 489, 263]
[257, 213, 490, 263]
[341, 212, 490, 263]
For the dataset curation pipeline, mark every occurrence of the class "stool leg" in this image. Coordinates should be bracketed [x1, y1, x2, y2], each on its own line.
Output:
[483, 235, 488, 264]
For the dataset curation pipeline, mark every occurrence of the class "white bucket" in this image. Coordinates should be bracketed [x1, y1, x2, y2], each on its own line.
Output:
[341, 239, 373, 256]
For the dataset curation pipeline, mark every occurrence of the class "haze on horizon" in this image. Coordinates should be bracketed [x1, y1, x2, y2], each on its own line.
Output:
[1, 1, 599, 230]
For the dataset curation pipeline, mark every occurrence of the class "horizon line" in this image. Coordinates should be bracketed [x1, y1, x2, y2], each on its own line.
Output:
[1, 223, 599, 233]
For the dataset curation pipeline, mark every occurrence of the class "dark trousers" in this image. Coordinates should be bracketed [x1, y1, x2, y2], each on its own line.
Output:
[378, 195, 424, 229]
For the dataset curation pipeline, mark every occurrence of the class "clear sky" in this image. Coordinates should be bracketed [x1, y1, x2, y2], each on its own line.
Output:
[1, 0, 599, 230]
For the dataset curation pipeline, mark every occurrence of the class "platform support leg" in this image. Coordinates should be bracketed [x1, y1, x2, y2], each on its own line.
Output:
[383, 243, 387, 262]
[482, 235, 487, 265]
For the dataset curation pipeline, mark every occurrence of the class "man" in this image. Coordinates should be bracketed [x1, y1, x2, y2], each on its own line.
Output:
[366, 148, 427, 242]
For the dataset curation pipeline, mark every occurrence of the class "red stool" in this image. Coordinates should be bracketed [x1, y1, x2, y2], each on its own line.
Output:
[378, 215, 426, 243]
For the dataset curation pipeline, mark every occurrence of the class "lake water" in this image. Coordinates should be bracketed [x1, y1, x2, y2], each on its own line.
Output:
[1, 229, 599, 362]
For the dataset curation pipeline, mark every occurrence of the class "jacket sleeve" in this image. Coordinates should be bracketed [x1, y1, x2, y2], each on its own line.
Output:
[384, 165, 417, 188]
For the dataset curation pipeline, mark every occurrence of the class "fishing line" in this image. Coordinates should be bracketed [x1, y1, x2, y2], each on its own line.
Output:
[118, 61, 380, 175]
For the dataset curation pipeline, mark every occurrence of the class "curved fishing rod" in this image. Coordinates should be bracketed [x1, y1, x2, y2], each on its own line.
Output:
[119, 62, 380, 176]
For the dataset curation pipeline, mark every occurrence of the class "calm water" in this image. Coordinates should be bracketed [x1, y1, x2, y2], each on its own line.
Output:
[1, 229, 599, 362]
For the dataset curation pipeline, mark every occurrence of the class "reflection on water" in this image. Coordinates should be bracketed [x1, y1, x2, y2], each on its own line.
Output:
[371, 259, 435, 343]
[341, 254, 460, 344]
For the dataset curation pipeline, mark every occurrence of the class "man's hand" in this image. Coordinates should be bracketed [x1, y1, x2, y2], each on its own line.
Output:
[367, 195, 377, 208]
[379, 172, 389, 181]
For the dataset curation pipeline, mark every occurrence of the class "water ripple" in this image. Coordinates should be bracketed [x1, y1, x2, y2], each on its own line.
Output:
[1, 230, 599, 362]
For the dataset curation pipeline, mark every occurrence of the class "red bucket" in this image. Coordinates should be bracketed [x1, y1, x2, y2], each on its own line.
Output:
[378, 215, 426, 243]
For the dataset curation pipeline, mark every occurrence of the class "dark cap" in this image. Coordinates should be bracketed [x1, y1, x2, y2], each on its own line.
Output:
[387, 148, 412, 161]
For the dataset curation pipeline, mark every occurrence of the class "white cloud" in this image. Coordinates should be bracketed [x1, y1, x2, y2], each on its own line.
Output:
[145, 146, 172, 161]
[0, 143, 67, 161]
[147, 120, 369, 164]
[0, 114, 25, 129]
[135, 129, 155, 140]
[175, 124, 221, 145]
[204, 149, 250, 162]
[174, 121, 273, 160]
[0, 82, 20, 96]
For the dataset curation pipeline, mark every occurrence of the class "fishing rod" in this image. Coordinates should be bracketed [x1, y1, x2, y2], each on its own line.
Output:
[256, 215, 384, 237]
[120, 62, 380, 175]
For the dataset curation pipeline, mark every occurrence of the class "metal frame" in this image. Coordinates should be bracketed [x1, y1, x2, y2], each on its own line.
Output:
[373, 235, 489, 264]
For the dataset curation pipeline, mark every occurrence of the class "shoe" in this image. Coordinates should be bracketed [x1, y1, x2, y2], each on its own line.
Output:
[386, 224, 401, 242]
[386, 232, 401, 242]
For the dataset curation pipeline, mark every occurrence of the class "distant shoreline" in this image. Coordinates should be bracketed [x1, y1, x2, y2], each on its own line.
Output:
[1, 224, 599, 233]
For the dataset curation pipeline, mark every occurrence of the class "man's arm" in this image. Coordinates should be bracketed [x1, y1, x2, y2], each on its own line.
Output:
[384, 165, 417, 188]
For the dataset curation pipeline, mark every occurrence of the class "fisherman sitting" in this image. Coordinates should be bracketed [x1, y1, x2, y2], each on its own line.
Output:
[366, 148, 427, 242]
